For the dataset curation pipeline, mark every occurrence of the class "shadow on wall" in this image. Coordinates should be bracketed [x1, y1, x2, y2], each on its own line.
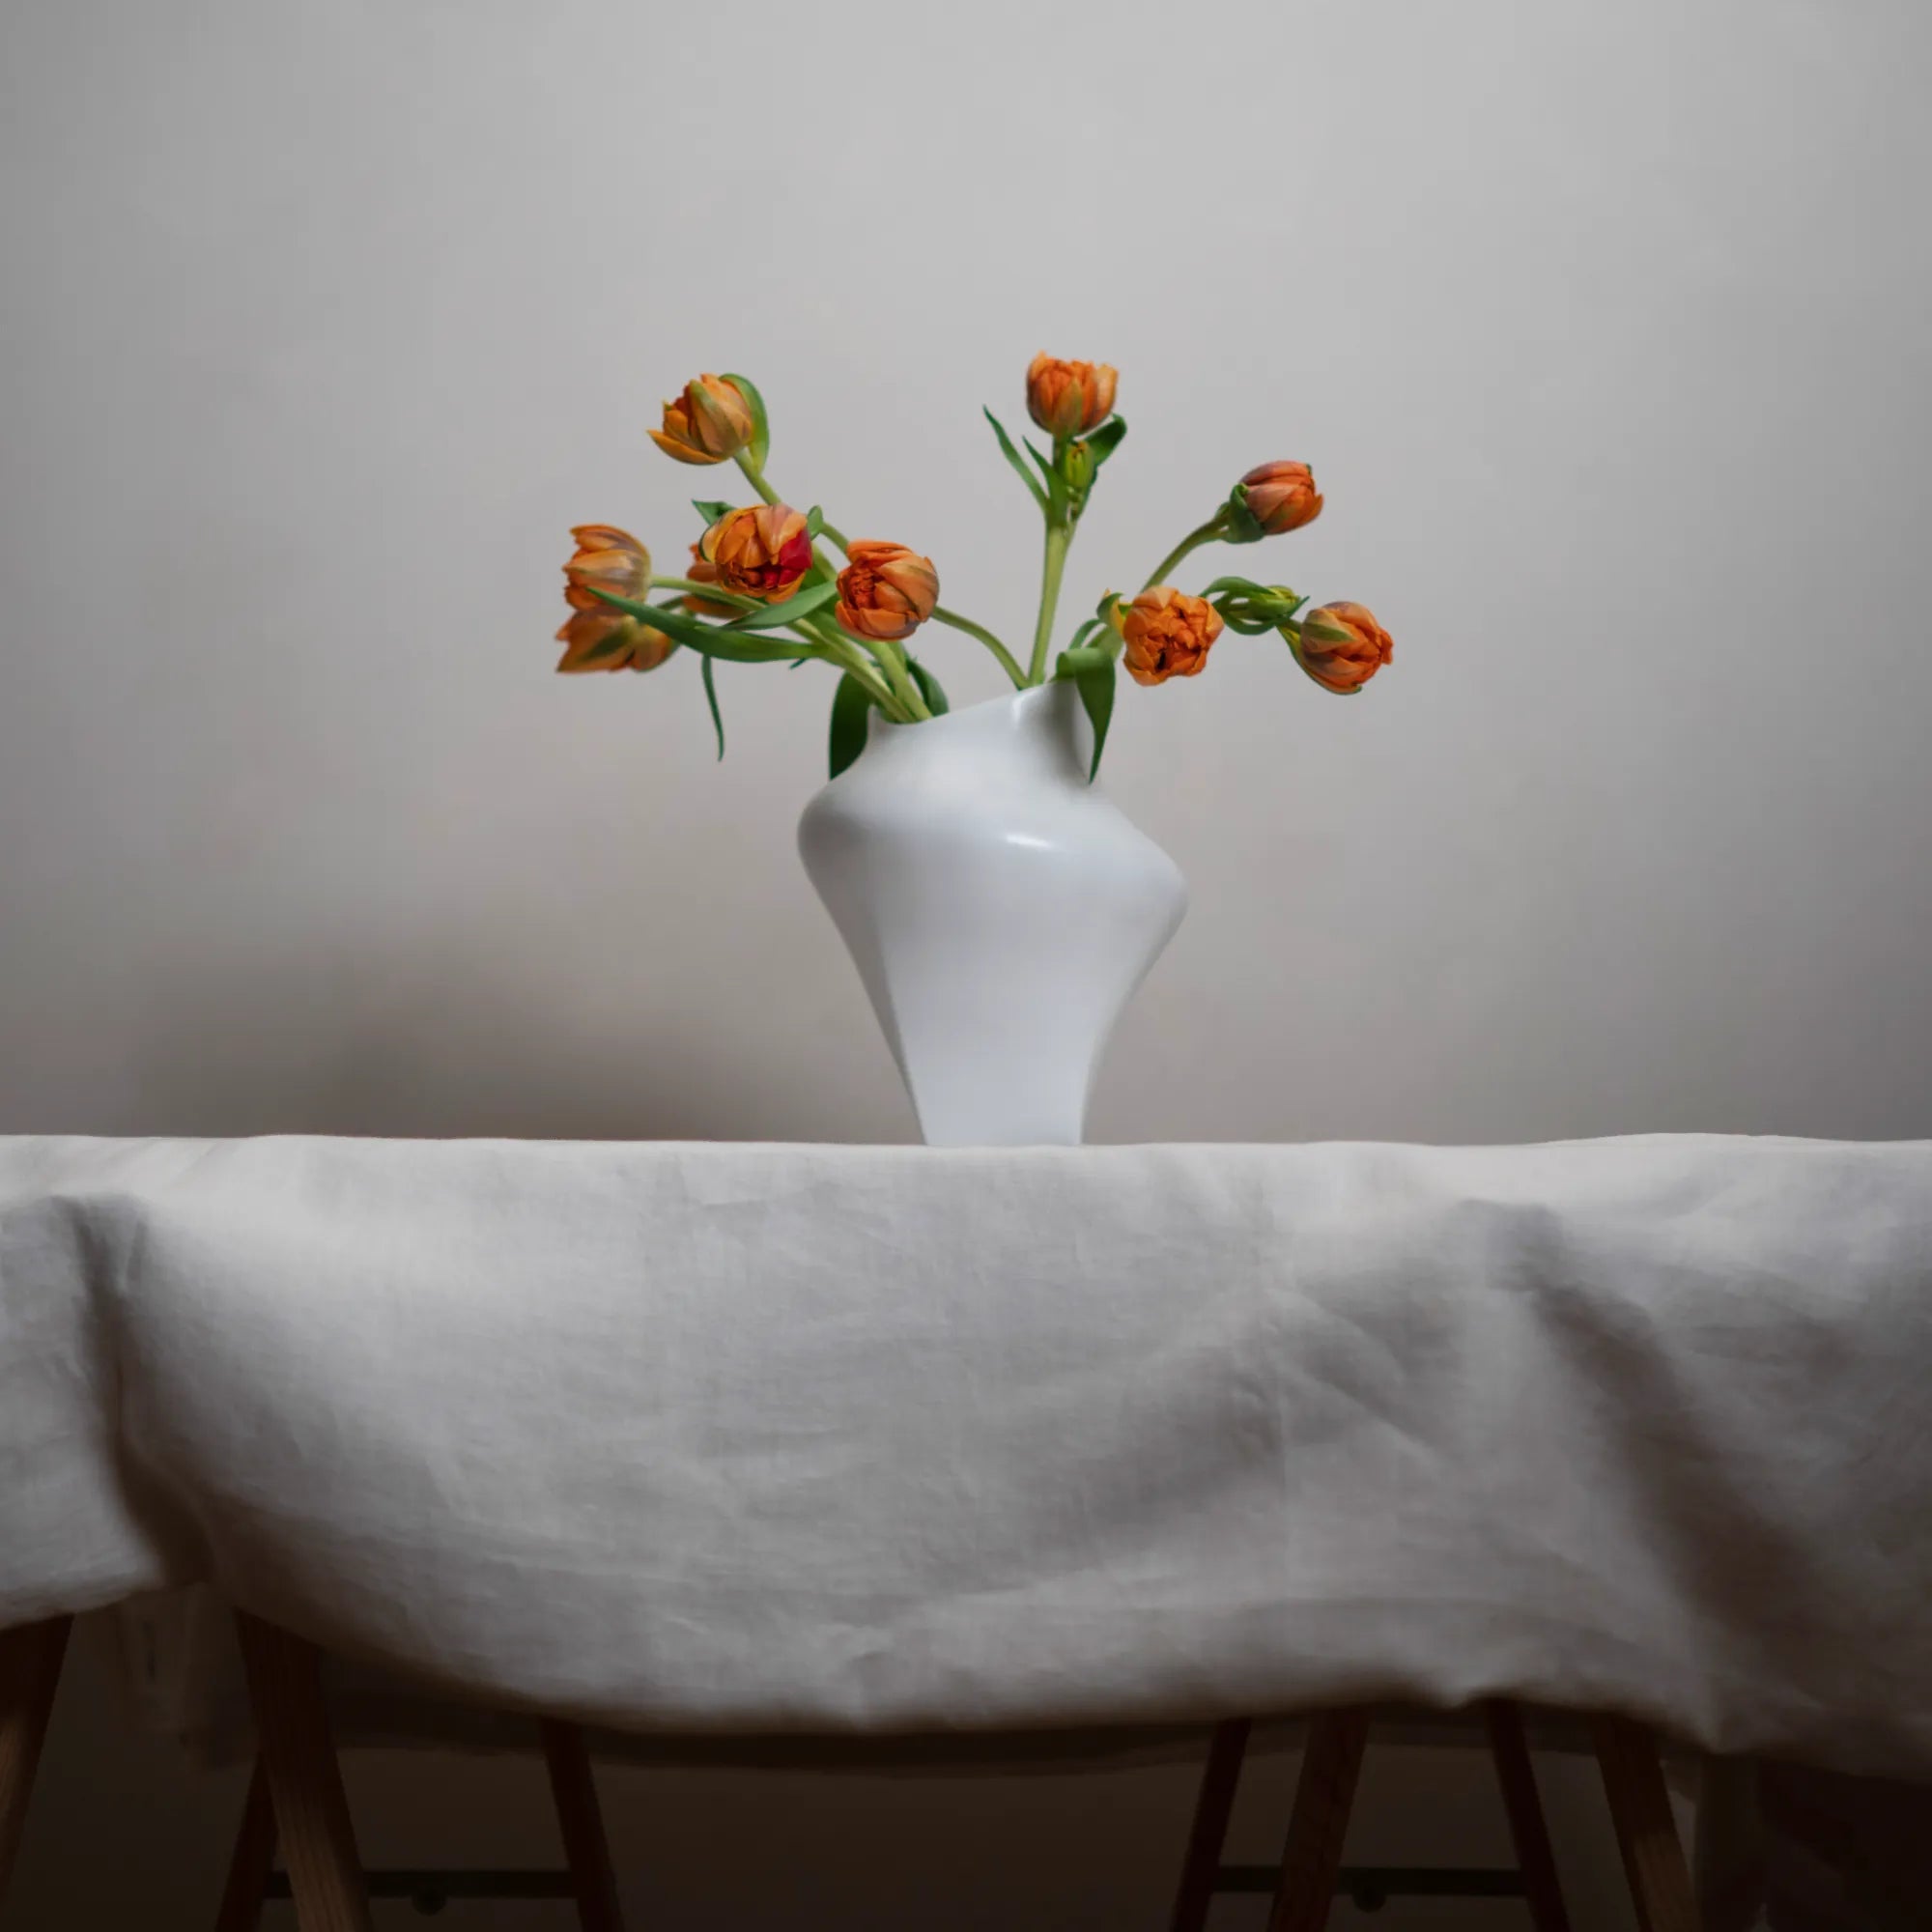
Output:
[102, 941, 896, 1144]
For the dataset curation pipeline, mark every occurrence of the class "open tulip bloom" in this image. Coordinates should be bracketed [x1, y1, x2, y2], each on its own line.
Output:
[557, 358, 1391, 777]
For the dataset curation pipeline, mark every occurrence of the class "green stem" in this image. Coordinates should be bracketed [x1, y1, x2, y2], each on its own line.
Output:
[736, 451, 848, 596]
[1028, 519, 1071, 685]
[735, 450, 846, 558]
[737, 453, 1015, 693]
[688, 461, 915, 719]
[931, 607, 1026, 689]
[1141, 515, 1228, 592]
[799, 616, 921, 721]
[732, 452, 781, 507]
[649, 576, 758, 611]
[869, 630, 932, 719]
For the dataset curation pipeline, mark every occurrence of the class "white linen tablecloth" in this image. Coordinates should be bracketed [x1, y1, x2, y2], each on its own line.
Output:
[2, 1134, 1928, 1775]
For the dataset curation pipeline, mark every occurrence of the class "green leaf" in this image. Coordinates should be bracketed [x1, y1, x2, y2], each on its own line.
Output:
[828, 671, 874, 779]
[721, 372, 769, 470]
[1205, 575, 1308, 634]
[983, 408, 1049, 513]
[1065, 617, 1104, 654]
[805, 504, 824, 541]
[587, 588, 807, 662]
[1056, 644, 1117, 781]
[691, 497, 734, 528]
[1221, 483, 1266, 545]
[700, 654, 724, 759]
[573, 626, 637, 668]
[1085, 415, 1127, 468]
[1215, 609, 1277, 636]
[907, 658, 949, 716]
[724, 579, 840, 631]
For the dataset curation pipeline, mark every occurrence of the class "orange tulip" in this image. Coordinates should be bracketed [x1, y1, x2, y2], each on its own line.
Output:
[1239, 461, 1323, 535]
[681, 541, 739, 617]
[562, 524, 650, 611]
[696, 503, 813, 603]
[649, 374, 756, 466]
[835, 541, 940, 642]
[1120, 585, 1223, 687]
[555, 607, 676, 673]
[1295, 601, 1392, 693]
[556, 526, 673, 671]
[1026, 354, 1118, 438]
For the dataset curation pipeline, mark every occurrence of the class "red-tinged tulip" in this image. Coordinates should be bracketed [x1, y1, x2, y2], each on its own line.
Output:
[1238, 461, 1323, 535]
[649, 374, 756, 466]
[1026, 354, 1118, 438]
[1294, 601, 1392, 693]
[696, 503, 813, 603]
[1121, 585, 1223, 687]
[835, 541, 940, 642]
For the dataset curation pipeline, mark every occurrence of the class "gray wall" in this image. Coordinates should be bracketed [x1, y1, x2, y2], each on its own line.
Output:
[2, 0, 1926, 1925]
[4, 0, 1928, 1150]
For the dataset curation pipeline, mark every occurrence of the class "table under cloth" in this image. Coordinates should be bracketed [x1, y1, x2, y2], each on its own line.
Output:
[2, 1134, 1928, 1777]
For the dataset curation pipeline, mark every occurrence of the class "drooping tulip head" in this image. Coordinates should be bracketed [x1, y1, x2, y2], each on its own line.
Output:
[555, 608, 677, 673]
[1293, 601, 1392, 693]
[556, 526, 673, 671]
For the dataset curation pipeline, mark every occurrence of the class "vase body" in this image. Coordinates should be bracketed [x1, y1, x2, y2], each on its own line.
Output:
[797, 680, 1186, 1146]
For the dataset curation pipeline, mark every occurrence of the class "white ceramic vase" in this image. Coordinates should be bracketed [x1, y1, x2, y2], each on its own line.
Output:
[797, 679, 1186, 1146]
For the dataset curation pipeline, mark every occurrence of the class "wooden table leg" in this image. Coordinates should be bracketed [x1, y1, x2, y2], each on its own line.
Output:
[0, 1614, 71, 1903]
[1266, 1707, 1370, 1932]
[1593, 1714, 1700, 1932]
[234, 1614, 372, 1932]
[1169, 1719, 1251, 1932]
[1485, 1699, 1571, 1932]
[214, 1757, 277, 1932]
[540, 1719, 626, 1932]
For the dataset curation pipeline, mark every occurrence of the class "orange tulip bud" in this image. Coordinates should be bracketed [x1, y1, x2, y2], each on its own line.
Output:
[1026, 354, 1118, 438]
[1121, 585, 1224, 687]
[649, 374, 756, 466]
[556, 525, 673, 671]
[1295, 601, 1392, 693]
[835, 541, 940, 642]
[696, 503, 813, 603]
[1237, 461, 1323, 536]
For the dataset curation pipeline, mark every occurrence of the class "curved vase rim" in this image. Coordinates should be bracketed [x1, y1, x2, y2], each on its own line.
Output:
[866, 678, 1074, 742]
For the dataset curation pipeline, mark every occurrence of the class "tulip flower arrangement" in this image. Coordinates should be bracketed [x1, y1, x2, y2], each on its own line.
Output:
[557, 355, 1391, 778]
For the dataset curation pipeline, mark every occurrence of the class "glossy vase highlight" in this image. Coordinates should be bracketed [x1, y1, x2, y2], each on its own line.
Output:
[797, 680, 1186, 1145]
